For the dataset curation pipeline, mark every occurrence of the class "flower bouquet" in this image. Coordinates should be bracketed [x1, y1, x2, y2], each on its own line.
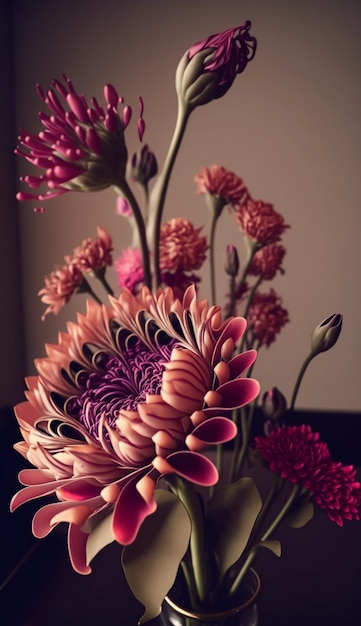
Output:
[11, 20, 361, 626]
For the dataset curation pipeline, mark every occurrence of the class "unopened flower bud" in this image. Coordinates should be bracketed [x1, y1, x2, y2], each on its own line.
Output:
[310, 314, 343, 356]
[225, 244, 239, 277]
[262, 387, 287, 423]
[176, 21, 256, 111]
[129, 144, 158, 185]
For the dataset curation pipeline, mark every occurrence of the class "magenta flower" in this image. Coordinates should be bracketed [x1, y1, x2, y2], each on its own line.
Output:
[73, 226, 113, 273]
[11, 286, 260, 573]
[194, 165, 248, 208]
[15, 76, 143, 202]
[115, 247, 144, 293]
[249, 243, 286, 280]
[247, 289, 289, 347]
[38, 258, 85, 320]
[255, 425, 361, 526]
[159, 218, 208, 272]
[236, 197, 289, 246]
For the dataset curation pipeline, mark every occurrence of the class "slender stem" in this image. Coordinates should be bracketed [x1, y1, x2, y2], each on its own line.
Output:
[93, 268, 114, 296]
[208, 211, 219, 306]
[228, 483, 301, 597]
[148, 102, 191, 288]
[241, 275, 262, 320]
[289, 352, 314, 412]
[114, 181, 152, 289]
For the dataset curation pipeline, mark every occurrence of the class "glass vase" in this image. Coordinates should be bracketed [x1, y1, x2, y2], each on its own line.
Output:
[160, 568, 260, 626]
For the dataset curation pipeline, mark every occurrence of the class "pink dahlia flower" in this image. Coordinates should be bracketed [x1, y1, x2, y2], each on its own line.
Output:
[73, 226, 113, 273]
[236, 197, 289, 245]
[194, 165, 248, 208]
[249, 243, 286, 280]
[15, 76, 142, 202]
[115, 247, 144, 293]
[247, 289, 289, 347]
[11, 286, 260, 573]
[38, 259, 85, 320]
[255, 425, 361, 526]
[159, 218, 208, 272]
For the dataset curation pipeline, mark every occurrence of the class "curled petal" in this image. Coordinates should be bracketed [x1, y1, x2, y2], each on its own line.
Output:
[165, 451, 218, 486]
[217, 378, 260, 409]
[112, 476, 157, 545]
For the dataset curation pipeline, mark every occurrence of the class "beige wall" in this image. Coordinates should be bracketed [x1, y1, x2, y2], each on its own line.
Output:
[10, 0, 361, 411]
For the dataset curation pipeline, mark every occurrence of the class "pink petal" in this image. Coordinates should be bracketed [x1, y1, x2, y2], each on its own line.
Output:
[68, 523, 92, 575]
[228, 349, 257, 378]
[215, 378, 260, 409]
[192, 416, 237, 445]
[166, 451, 218, 486]
[112, 476, 157, 545]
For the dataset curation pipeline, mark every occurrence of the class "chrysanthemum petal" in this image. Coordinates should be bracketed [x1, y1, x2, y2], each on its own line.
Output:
[112, 477, 157, 545]
[165, 451, 218, 486]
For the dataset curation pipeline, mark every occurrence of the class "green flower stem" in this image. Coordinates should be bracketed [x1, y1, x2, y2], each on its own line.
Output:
[148, 102, 191, 288]
[241, 275, 262, 320]
[208, 211, 219, 306]
[289, 351, 315, 412]
[77, 277, 103, 305]
[114, 181, 152, 289]
[167, 475, 211, 606]
[228, 482, 301, 598]
[93, 268, 114, 296]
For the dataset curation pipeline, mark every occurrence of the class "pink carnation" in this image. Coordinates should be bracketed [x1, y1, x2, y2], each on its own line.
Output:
[247, 289, 289, 347]
[38, 259, 84, 320]
[194, 165, 248, 207]
[255, 425, 361, 526]
[159, 218, 208, 272]
[249, 243, 286, 280]
[73, 226, 113, 272]
[236, 197, 289, 245]
[115, 247, 144, 293]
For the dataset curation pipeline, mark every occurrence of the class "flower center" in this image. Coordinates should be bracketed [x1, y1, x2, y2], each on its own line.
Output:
[66, 337, 176, 440]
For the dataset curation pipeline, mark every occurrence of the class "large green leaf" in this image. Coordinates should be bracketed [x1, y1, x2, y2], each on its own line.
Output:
[207, 477, 262, 579]
[287, 501, 314, 528]
[86, 510, 115, 566]
[258, 539, 281, 556]
[122, 489, 191, 624]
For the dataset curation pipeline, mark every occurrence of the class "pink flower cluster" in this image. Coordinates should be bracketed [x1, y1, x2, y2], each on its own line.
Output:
[255, 425, 361, 526]
[39, 226, 113, 319]
[194, 165, 248, 207]
[236, 197, 289, 245]
[247, 289, 289, 347]
[249, 243, 286, 280]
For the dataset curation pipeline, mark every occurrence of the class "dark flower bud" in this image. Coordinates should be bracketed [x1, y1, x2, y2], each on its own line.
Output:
[129, 144, 158, 185]
[224, 244, 239, 277]
[310, 314, 343, 356]
[262, 387, 287, 423]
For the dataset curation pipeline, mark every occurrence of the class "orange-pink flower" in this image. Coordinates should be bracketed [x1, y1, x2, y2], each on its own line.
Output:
[247, 289, 289, 347]
[194, 165, 248, 208]
[11, 286, 260, 573]
[73, 226, 113, 273]
[159, 218, 208, 272]
[38, 259, 84, 320]
[236, 197, 289, 245]
[249, 243, 286, 280]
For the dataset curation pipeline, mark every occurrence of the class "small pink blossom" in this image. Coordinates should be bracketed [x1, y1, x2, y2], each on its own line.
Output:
[249, 243, 286, 280]
[159, 218, 208, 272]
[73, 226, 113, 273]
[247, 289, 289, 347]
[255, 425, 361, 526]
[195, 165, 248, 207]
[38, 259, 84, 320]
[115, 247, 144, 293]
[236, 197, 289, 245]
[115, 196, 132, 217]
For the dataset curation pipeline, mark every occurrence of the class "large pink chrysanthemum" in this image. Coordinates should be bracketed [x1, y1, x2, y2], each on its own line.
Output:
[15, 76, 143, 202]
[11, 286, 260, 573]
[255, 425, 361, 526]
[246, 289, 289, 347]
[159, 218, 208, 272]
[235, 197, 289, 245]
[194, 165, 248, 208]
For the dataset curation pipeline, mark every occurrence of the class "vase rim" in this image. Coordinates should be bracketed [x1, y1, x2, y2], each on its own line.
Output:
[164, 567, 261, 621]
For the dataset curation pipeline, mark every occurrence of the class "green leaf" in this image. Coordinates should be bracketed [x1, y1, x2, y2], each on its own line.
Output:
[258, 539, 281, 556]
[122, 489, 191, 624]
[86, 510, 115, 566]
[287, 501, 314, 528]
[207, 477, 262, 578]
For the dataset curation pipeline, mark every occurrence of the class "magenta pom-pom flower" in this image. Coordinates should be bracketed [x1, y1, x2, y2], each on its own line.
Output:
[11, 286, 260, 573]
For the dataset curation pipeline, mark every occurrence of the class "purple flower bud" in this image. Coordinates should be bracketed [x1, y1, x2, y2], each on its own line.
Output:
[262, 387, 287, 423]
[224, 244, 239, 277]
[129, 144, 158, 185]
[310, 314, 343, 356]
